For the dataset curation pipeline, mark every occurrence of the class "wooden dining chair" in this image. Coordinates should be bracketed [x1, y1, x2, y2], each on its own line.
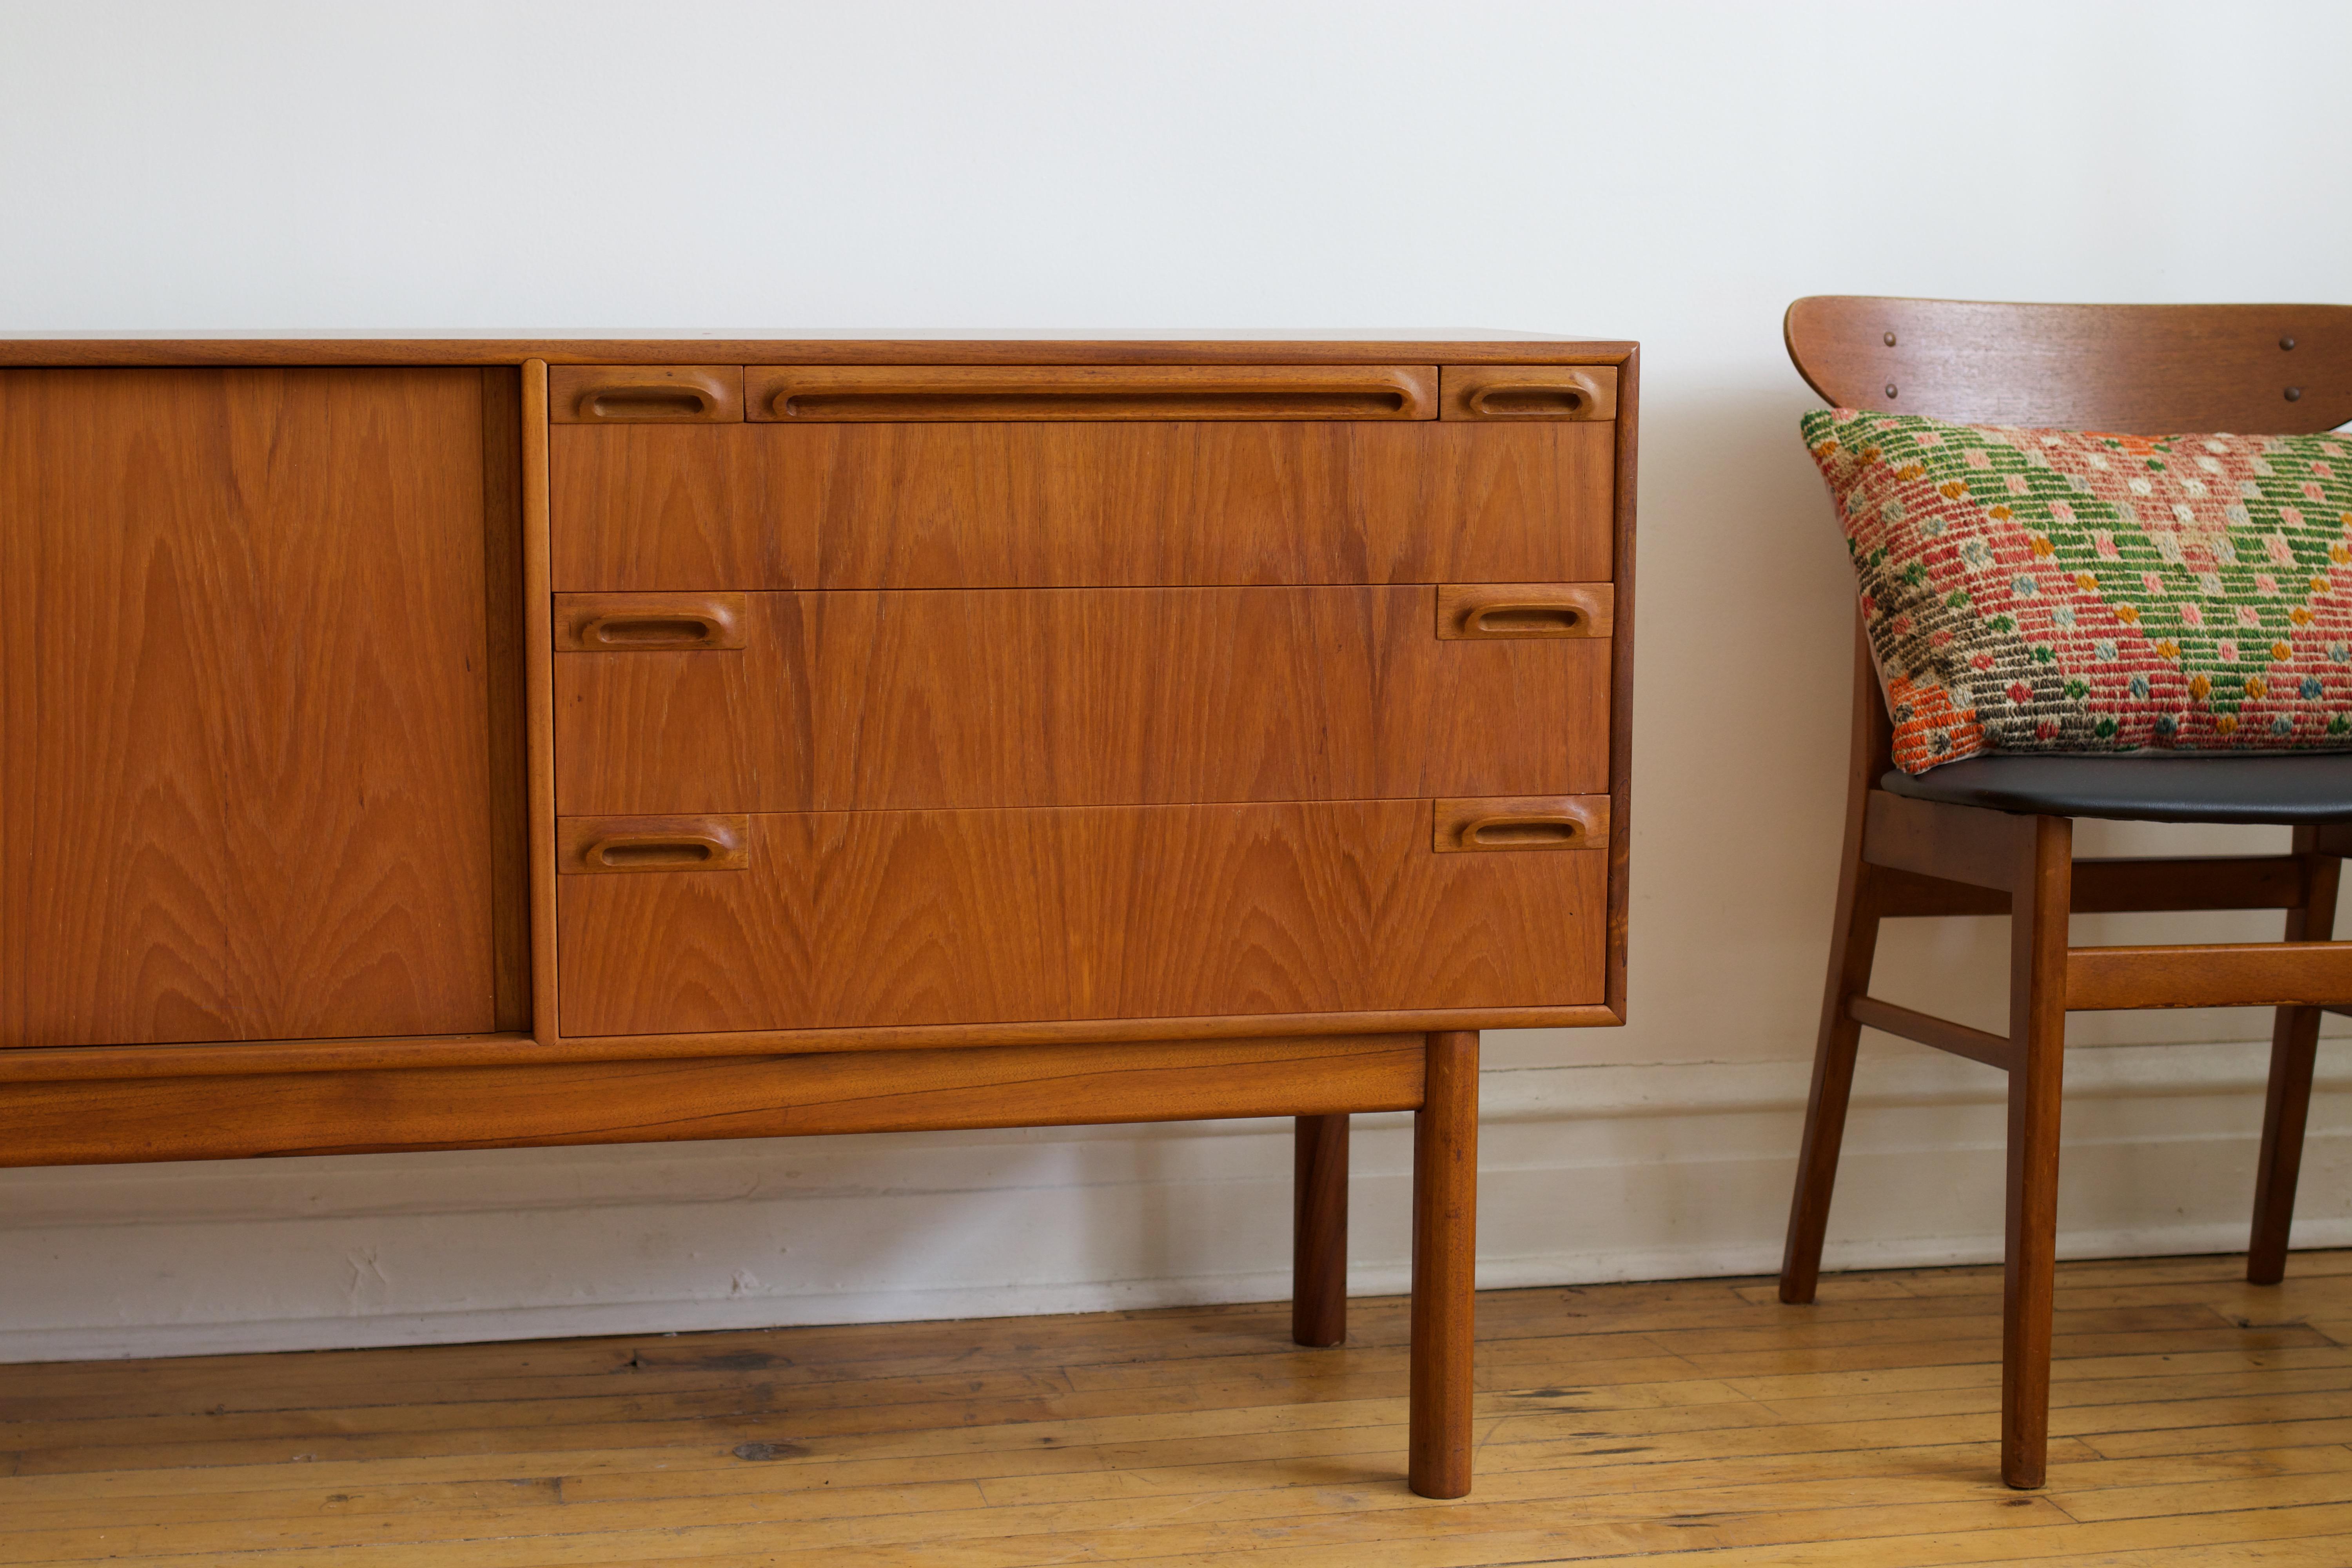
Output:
[1778, 296, 2352, 1489]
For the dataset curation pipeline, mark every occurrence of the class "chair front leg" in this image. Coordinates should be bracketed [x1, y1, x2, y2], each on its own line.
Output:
[2250, 826, 2341, 1285]
[2003, 814, 2073, 1490]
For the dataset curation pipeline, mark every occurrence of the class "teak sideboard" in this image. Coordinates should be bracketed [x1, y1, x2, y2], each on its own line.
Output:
[0, 334, 1637, 1498]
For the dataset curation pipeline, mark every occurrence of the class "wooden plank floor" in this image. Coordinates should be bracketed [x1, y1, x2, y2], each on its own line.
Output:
[4, 1252, 2352, 1565]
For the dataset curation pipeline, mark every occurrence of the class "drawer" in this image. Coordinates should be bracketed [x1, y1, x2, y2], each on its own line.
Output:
[548, 420, 1614, 591]
[554, 798, 1608, 1036]
[553, 585, 1612, 814]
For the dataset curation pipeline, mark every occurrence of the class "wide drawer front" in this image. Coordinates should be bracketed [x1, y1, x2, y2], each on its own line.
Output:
[549, 421, 1614, 591]
[555, 799, 1607, 1036]
[553, 585, 1612, 814]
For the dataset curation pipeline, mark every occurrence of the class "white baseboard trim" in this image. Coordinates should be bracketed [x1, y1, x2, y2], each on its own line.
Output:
[3, 1034, 2346, 1363]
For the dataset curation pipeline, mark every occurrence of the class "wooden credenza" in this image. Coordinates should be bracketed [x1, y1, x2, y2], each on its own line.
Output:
[0, 336, 1636, 1497]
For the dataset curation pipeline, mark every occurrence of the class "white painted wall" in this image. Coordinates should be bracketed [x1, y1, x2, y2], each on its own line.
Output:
[5, 0, 2352, 1360]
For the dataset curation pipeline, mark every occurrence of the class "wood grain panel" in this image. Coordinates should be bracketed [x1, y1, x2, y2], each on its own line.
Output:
[557, 800, 1606, 1036]
[553, 586, 1610, 814]
[549, 422, 1613, 591]
[549, 424, 816, 592]
[797, 419, 1611, 590]
[0, 1035, 1426, 1167]
[1784, 298, 2352, 433]
[0, 368, 500, 1048]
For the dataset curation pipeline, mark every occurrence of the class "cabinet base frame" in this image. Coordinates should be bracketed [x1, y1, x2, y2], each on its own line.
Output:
[0, 1027, 1483, 1499]
[0, 1028, 1482, 1497]
[0, 1033, 1427, 1168]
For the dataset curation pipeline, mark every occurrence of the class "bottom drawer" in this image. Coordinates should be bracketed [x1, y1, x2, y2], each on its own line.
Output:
[556, 799, 1606, 1037]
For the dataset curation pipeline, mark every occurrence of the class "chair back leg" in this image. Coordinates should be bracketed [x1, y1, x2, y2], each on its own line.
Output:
[1783, 624, 1895, 1305]
[1781, 850, 1882, 1304]
[2250, 827, 2342, 1283]
[2002, 814, 2073, 1489]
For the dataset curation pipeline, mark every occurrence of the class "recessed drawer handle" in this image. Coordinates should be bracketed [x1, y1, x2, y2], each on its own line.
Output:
[581, 614, 725, 648]
[589, 833, 726, 869]
[779, 388, 1411, 419]
[1440, 366, 1617, 421]
[560, 814, 752, 873]
[548, 366, 744, 424]
[746, 365, 1440, 422]
[1467, 603, 1586, 636]
[1437, 584, 1613, 641]
[1478, 386, 1587, 416]
[1434, 796, 1609, 854]
[1461, 814, 1584, 849]
[587, 386, 716, 419]
[554, 593, 748, 652]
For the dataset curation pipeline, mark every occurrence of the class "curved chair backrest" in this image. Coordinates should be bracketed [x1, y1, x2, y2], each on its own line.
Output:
[1784, 296, 2352, 433]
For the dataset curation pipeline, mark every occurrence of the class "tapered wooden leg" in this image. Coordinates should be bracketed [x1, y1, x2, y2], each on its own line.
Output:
[1292, 1113, 1350, 1347]
[2002, 815, 2072, 1490]
[1781, 652, 1888, 1307]
[1409, 1029, 1478, 1499]
[2250, 828, 2339, 1285]
[1780, 858, 1882, 1305]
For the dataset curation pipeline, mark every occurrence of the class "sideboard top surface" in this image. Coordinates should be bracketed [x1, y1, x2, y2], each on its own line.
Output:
[0, 332, 1638, 368]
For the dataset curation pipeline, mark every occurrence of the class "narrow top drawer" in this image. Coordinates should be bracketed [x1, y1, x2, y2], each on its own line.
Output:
[745, 365, 1438, 421]
[549, 419, 1616, 591]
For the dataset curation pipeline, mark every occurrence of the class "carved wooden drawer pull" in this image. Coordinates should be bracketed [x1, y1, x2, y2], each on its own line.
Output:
[1440, 365, 1617, 421]
[746, 365, 1439, 422]
[554, 593, 748, 651]
[1434, 796, 1610, 853]
[560, 815, 752, 873]
[548, 366, 744, 423]
[1437, 583, 1613, 640]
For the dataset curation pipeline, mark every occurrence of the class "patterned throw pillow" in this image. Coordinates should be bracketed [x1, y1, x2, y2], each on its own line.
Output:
[1802, 408, 2352, 773]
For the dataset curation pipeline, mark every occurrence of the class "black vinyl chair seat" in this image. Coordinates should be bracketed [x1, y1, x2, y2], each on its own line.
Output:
[1880, 752, 2352, 825]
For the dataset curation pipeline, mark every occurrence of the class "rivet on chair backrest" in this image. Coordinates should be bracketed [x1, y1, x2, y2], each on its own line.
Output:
[2281, 335, 2297, 350]
[1884, 332, 1898, 347]
[2287, 387, 2304, 402]
[1885, 383, 1899, 399]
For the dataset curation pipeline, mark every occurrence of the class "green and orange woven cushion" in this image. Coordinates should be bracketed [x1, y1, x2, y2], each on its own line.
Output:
[1801, 408, 2352, 774]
